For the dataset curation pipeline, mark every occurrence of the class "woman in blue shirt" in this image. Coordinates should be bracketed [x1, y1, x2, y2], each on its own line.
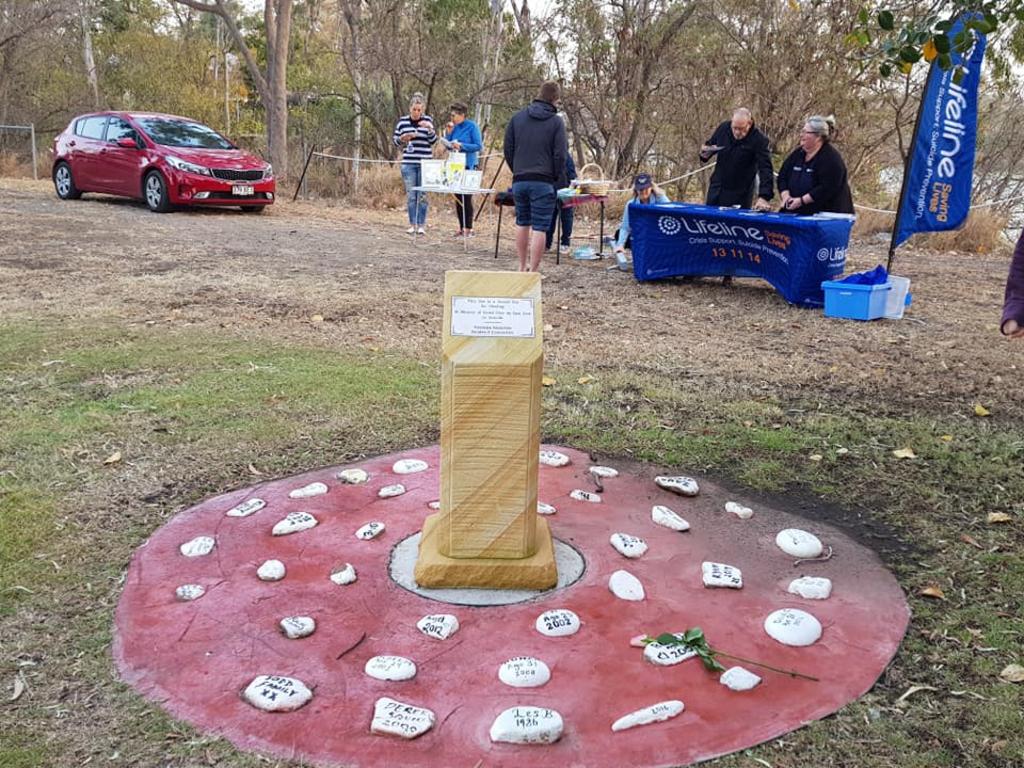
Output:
[444, 102, 483, 237]
[613, 173, 669, 254]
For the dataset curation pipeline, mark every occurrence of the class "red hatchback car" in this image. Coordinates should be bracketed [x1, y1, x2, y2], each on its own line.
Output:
[52, 111, 275, 213]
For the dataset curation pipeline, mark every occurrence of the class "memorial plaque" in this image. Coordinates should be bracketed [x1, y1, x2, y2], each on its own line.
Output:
[414, 272, 557, 588]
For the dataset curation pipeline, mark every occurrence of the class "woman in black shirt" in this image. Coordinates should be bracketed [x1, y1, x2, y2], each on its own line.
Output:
[777, 115, 854, 215]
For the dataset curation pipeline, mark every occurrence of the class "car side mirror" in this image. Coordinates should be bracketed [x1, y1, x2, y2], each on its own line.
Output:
[117, 137, 140, 149]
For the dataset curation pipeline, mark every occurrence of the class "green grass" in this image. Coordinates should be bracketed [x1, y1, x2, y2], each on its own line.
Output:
[1, 321, 1022, 767]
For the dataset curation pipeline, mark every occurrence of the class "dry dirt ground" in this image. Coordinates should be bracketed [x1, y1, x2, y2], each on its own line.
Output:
[1, 176, 1022, 767]
[0, 176, 1020, 421]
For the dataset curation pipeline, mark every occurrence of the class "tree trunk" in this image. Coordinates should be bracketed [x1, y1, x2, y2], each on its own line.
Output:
[79, 0, 99, 109]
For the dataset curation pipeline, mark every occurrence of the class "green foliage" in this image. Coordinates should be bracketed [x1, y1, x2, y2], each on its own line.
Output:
[644, 628, 727, 672]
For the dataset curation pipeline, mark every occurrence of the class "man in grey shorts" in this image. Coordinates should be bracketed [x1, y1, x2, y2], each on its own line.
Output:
[503, 80, 569, 272]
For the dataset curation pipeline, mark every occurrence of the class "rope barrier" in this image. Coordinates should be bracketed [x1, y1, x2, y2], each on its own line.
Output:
[605, 161, 717, 193]
[855, 194, 1021, 215]
[311, 150, 504, 164]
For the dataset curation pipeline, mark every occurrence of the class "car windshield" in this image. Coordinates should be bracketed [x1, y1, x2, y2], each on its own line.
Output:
[137, 118, 235, 149]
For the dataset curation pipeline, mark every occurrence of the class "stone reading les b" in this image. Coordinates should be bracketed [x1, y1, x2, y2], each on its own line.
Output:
[413, 271, 557, 589]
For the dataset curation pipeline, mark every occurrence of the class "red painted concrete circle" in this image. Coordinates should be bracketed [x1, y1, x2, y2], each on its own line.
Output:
[114, 445, 909, 767]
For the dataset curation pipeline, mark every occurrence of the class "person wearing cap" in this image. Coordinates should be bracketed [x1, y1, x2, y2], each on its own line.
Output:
[1002, 229, 1024, 339]
[612, 173, 670, 256]
[503, 80, 569, 272]
[700, 107, 774, 212]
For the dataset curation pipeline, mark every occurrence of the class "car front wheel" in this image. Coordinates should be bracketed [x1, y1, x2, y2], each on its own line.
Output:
[143, 171, 171, 213]
[53, 162, 81, 200]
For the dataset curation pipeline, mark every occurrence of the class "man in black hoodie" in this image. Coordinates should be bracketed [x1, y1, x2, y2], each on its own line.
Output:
[700, 108, 774, 211]
[504, 81, 569, 272]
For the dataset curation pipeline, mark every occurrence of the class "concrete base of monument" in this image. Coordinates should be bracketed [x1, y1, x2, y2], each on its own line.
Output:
[412, 513, 559, 589]
[113, 443, 910, 768]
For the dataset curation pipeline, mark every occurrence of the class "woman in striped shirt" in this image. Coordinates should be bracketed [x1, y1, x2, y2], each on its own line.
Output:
[393, 93, 438, 234]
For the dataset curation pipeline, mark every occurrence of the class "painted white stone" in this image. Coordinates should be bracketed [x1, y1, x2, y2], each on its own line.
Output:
[775, 529, 824, 558]
[537, 501, 557, 515]
[355, 521, 385, 540]
[788, 576, 833, 600]
[392, 458, 428, 475]
[175, 584, 205, 601]
[720, 666, 762, 691]
[651, 505, 690, 532]
[589, 465, 619, 478]
[725, 501, 753, 519]
[371, 697, 435, 739]
[609, 570, 645, 601]
[611, 700, 684, 732]
[428, 500, 441, 510]
[365, 655, 417, 681]
[289, 481, 328, 499]
[337, 468, 369, 484]
[179, 535, 215, 557]
[272, 512, 318, 536]
[570, 489, 601, 503]
[764, 608, 823, 647]
[257, 559, 286, 581]
[655, 475, 700, 496]
[489, 706, 564, 745]
[610, 533, 648, 559]
[539, 450, 571, 467]
[499, 657, 551, 688]
[226, 498, 266, 517]
[643, 634, 698, 666]
[417, 613, 460, 640]
[701, 561, 743, 589]
[279, 616, 316, 639]
[378, 484, 406, 498]
[329, 563, 357, 585]
[242, 675, 312, 712]
[535, 609, 581, 637]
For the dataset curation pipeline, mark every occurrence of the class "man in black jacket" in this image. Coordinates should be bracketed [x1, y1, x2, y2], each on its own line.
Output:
[700, 108, 774, 212]
[504, 81, 569, 272]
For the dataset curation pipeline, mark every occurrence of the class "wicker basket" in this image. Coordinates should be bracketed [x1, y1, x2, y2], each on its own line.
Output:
[573, 162, 612, 196]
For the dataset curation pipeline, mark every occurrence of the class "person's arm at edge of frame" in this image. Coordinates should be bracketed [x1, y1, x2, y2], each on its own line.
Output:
[1002, 230, 1024, 337]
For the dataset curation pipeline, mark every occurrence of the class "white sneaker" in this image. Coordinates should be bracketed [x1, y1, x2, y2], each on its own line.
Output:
[417, 227, 426, 235]
[559, 244, 571, 255]
[406, 226, 416, 234]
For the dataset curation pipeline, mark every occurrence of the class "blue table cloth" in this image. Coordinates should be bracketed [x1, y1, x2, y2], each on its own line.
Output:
[630, 203, 855, 307]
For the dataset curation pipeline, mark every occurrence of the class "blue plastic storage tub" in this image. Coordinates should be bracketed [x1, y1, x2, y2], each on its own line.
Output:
[821, 279, 891, 320]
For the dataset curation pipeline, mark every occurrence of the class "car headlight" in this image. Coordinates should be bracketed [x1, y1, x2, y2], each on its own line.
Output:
[264, 164, 273, 179]
[166, 156, 212, 176]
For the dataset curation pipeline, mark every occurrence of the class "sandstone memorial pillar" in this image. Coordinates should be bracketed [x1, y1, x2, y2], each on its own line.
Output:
[414, 270, 557, 589]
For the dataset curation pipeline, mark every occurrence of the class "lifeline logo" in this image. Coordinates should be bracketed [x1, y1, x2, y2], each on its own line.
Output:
[678, 217, 764, 241]
[657, 216, 682, 235]
[816, 246, 847, 264]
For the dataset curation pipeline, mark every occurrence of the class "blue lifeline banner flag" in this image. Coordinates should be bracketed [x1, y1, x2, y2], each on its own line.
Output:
[892, 16, 987, 246]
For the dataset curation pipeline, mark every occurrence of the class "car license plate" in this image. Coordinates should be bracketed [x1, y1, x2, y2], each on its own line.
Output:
[232, 184, 255, 196]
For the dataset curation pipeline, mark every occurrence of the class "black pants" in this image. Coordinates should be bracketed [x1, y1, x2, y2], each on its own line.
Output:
[544, 202, 575, 249]
[454, 194, 474, 231]
[706, 181, 753, 209]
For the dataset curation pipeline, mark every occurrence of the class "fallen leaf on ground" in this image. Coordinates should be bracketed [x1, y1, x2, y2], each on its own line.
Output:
[999, 664, 1024, 683]
[892, 447, 917, 459]
[940, 435, 954, 442]
[247, 463, 264, 476]
[103, 451, 122, 465]
[9, 676, 24, 702]
[310, 314, 324, 323]
[919, 585, 945, 600]
[808, 454, 823, 462]
[960, 533, 983, 549]
[577, 375, 594, 384]
[973, 404, 991, 417]
[987, 512, 1012, 524]
[541, 376, 556, 387]
[895, 684, 938, 704]
[836, 447, 850, 455]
